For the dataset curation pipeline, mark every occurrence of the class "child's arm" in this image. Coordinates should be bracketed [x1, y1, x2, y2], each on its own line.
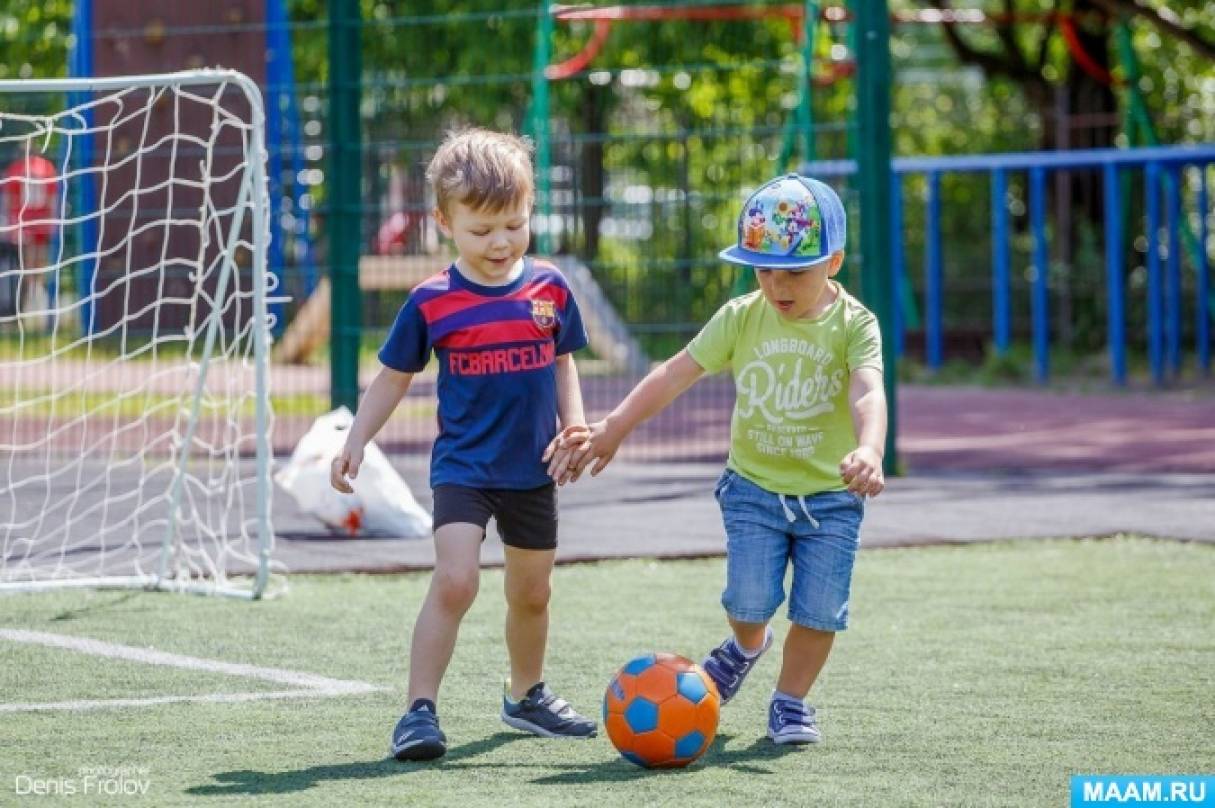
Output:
[553, 349, 705, 481]
[839, 367, 887, 497]
[330, 366, 414, 493]
[554, 353, 587, 431]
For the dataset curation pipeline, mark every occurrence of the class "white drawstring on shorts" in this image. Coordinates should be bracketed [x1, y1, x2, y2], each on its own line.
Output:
[779, 494, 820, 528]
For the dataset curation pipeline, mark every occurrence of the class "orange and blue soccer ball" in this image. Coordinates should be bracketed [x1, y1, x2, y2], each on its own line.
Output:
[603, 653, 720, 768]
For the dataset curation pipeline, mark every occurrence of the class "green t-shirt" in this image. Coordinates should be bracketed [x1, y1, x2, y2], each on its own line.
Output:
[686, 284, 883, 495]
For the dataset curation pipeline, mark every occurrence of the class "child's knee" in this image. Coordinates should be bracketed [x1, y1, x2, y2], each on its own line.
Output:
[721, 581, 783, 624]
[432, 569, 479, 614]
[506, 580, 551, 614]
[788, 592, 850, 631]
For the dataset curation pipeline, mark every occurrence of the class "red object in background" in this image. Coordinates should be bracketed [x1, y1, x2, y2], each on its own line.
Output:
[2, 155, 58, 246]
[375, 211, 415, 255]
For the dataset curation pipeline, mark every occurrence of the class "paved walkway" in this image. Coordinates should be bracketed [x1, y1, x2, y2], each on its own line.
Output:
[898, 385, 1215, 473]
[9, 383, 1210, 576]
[271, 384, 1215, 573]
[273, 461, 1215, 573]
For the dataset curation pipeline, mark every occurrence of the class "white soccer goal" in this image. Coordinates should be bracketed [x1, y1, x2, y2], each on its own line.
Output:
[0, 70, 278, 599]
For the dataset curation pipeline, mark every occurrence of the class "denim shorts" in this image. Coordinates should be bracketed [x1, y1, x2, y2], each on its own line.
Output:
[714, 468, 864, 632]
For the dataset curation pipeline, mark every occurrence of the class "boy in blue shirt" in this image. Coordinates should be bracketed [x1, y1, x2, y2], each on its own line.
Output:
[332, 128, 596, 761]
[548, 175, 887, 746]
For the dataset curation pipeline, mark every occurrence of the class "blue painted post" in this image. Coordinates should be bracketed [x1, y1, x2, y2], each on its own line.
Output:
[284, 59, 316, 299]
[925, 172, 943, 370]
[265, 0, 286, 337]
[1199, 167, 1210, 374]
[1029, 167, 1049, 382]
[890, 172, 904, 357]
[1103, 163, 1126, 385]
[991, 168, 1010, 354]
[1145, 161, 1163, 384]
[71, 0, 97, 335]
[1165, 165, 1182, 376]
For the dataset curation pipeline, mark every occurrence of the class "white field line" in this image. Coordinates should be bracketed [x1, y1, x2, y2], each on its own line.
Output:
[0, 628, 385, 713]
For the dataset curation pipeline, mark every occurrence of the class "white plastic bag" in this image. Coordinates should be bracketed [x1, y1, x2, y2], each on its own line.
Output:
[274, 407, 432, 538]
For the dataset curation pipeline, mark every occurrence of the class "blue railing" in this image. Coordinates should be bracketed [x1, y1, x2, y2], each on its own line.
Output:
[807, 144, 1215, 385]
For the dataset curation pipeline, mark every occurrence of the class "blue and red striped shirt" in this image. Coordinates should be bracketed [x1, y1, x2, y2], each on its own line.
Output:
[379, 258, 588, 489]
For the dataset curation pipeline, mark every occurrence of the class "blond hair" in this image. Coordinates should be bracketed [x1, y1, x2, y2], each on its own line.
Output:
[426, 128, 535, 215]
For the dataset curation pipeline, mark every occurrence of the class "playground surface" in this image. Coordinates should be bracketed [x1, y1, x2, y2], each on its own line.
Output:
[270, 383, 1215, 574]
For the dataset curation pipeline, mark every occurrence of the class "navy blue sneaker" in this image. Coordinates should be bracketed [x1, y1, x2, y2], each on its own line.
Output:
[701, 627, 773, 703]
[390, 699, 447, 761]
[501, 682, 597, 739]
[768, 696, 821, 745]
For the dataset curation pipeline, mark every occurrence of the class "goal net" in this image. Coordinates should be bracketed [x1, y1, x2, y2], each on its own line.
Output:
[0, 70, 277, 598]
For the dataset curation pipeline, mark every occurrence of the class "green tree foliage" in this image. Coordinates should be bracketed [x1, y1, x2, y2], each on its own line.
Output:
[0, 0, 72, 81]
[3, 1, 1210, 354]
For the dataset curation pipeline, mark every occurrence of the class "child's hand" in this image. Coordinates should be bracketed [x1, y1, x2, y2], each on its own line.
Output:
[543, 424, 591, 485]
[330, 444, 363, 494]
[839, 446, 885, 497]
[565, 420, 622, 483]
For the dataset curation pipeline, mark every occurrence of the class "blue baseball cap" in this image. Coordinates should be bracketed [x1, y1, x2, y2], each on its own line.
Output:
[718, 174, 846, 270]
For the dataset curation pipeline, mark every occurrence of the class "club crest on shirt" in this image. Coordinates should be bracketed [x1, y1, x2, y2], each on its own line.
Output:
[531, 299, 556, 329]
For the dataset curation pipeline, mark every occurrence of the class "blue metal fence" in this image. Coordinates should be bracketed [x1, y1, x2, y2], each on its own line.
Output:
[809, 144, 1215, 385]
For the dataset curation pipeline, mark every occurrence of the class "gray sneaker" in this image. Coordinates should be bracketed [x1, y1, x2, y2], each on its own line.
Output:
[767, 697, 821, 745]
[501, 682, 596, 739]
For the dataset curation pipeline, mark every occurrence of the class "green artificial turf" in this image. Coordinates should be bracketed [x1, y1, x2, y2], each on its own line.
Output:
[1, 537, 1212, 806]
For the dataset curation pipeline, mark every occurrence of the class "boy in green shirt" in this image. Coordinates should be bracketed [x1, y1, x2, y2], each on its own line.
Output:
[547, 174, 887, 745]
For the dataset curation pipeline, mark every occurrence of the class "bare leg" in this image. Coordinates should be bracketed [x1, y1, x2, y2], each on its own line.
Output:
[774, 624, 835, 699]
[502, 544, 556, 700]
[728, 617, 771, 654]
[406, 523, 482, 706]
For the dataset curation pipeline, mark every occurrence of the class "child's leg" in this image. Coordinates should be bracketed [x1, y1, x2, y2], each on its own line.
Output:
[704, 470, 788, 702]
[717, 471, 788, 638]
[763, 492, 860, 745]
[501, 544, 556, 700]
[728, 617, 772, 654]
[784, 490, 862, 699]
[407, 522, 483, 705]
[775, 626, 835, 699]
[494, 485, 596, 738]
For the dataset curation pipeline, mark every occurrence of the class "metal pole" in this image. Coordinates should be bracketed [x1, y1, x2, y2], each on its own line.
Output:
[327, 0, 363, 412]
[1199, 168, 1210, 375]
[797, 0, 819, 163]
[854, 0, 896, 472]
[1145, 160, 1163, 384]
[890, 172, 904, 357]
[1030, 166, 1050, 382]
[1165, 165, 1182, 376]
[532, 4, 554, 256]
[71, 0, 97, 336]
[1103, 163, 1126, 385]
[924, 172, 943, 370]
[991, 168, 1010, 354]
[265, 0, 290, 337]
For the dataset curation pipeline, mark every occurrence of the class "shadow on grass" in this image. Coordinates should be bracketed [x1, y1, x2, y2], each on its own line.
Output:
[186, 732, 529, 797]
[48, 591, 148, 623]
[187, 731, 801, 796]
[530, 733, 801, 785]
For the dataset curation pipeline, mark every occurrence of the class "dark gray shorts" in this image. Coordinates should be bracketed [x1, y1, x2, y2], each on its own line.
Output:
[431, 483, 558, 550]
